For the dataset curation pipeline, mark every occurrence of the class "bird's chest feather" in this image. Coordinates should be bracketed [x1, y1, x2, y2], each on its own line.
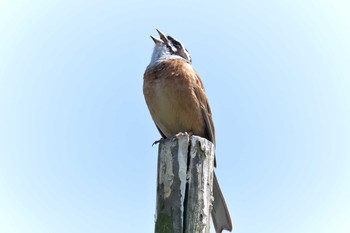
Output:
[148, 74, 193, 122]
[143, 62, 203, 136]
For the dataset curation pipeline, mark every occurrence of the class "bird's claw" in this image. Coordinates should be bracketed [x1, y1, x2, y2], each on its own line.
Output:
[175, 131, 193, 138]
[152, 138, 165, 146]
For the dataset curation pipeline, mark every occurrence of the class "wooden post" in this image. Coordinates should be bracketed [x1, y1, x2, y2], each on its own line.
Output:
[155, 133, 215, 233]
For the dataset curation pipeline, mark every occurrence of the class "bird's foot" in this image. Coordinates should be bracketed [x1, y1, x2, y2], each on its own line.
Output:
[175, 131, 193, 139]
[153, 132, 194, 146]
[152, 138, 166, 146]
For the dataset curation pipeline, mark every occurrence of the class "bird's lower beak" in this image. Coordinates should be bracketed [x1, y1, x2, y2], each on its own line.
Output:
[150, 35, 163, 45]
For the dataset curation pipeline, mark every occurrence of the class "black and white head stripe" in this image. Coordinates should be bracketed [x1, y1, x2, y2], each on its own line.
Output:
[166, 35, 192, 63]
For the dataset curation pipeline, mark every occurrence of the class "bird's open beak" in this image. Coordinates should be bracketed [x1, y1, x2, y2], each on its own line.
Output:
[150, 35, 163, 45]
[150, 29, 168, 45]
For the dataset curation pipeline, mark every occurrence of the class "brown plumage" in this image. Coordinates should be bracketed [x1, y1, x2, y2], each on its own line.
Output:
[143, 30, 232, 233]
[144, 59, 214, 143]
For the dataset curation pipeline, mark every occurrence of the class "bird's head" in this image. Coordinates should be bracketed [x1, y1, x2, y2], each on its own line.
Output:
[149, 29, 192, 66]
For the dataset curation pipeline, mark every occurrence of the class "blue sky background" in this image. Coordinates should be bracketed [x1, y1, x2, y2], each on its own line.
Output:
[1, 1, 349, 233]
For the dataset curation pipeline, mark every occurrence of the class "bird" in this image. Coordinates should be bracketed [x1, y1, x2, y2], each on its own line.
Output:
[143, 29, 232, 233]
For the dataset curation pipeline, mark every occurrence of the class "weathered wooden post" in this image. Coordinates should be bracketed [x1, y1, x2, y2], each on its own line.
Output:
[154, 133, 215, 233]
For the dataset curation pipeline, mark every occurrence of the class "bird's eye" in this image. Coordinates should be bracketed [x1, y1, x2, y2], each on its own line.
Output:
[172, 40, 181, 49]
[167, 36, 183, 50]
[166, 44, 176, 53]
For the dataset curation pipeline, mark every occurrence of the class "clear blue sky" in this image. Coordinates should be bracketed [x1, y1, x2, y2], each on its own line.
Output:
[1, 1, 349, 233]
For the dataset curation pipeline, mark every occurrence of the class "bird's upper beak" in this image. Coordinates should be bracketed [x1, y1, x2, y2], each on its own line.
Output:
[150, 29, 168, 45]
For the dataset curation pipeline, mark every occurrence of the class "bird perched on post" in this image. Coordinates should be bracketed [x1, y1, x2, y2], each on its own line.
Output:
[143, 29, 232, 233]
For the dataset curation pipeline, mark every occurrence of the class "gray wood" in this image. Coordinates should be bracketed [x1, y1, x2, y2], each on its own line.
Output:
[155, 134, 214, 233]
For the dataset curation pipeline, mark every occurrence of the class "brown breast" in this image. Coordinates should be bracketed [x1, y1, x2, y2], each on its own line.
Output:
[143, 59, 209, 139]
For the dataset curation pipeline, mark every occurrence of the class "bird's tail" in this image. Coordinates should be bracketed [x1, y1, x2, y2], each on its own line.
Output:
[212, 172, 232, 233]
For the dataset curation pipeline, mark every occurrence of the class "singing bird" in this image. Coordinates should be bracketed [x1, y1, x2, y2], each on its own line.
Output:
[143, 29, 232, 233]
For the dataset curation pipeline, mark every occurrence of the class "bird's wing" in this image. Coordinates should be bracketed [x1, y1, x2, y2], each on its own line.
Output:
[192, 71, 216, 145]
[192, 70, 217, 166]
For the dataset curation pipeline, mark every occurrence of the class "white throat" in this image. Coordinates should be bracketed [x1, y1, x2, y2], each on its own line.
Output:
[147, 45, 185, 68]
